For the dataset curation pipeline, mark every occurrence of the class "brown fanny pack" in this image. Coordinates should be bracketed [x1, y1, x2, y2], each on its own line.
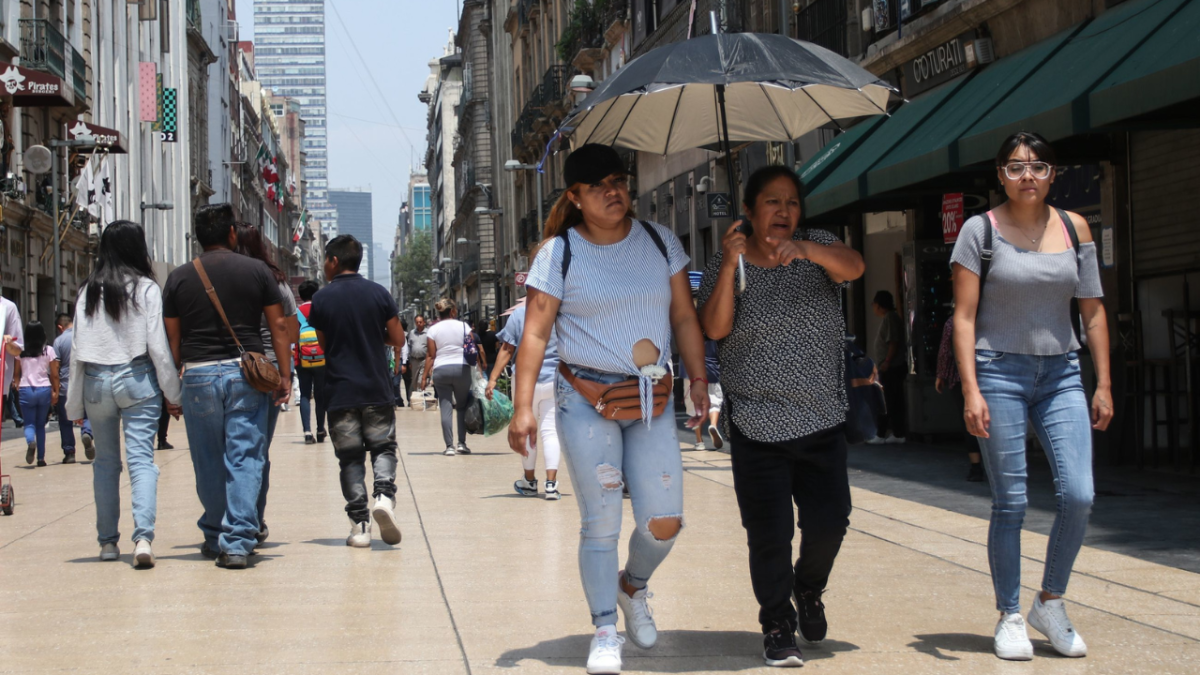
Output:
[558, 363, 672, 421]
[193, 259, 282, 394]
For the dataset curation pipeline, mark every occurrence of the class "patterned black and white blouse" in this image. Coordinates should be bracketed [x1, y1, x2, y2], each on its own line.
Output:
[698, 228, 847, 443]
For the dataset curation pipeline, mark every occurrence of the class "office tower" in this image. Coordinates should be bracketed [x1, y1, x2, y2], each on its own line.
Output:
[328, 189, 374, 278]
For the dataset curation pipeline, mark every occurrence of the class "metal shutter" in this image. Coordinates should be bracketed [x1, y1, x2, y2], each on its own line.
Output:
[1131, 130, 1200, 277]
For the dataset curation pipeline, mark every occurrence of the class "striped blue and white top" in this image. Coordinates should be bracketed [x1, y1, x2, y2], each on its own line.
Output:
[526, 220, 689, 378]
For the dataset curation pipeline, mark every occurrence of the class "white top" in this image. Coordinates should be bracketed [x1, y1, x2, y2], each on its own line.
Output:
[65, 277, 183, 419]
[1, 296, 24, 392]
[525, 220, 688, 376]
[426, 318, 469, 369]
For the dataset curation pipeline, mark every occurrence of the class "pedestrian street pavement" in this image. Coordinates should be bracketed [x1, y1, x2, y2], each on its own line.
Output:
[1, 405, 1198, 674]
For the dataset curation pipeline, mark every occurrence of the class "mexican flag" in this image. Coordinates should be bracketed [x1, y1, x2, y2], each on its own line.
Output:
[293, 210, 308, 243]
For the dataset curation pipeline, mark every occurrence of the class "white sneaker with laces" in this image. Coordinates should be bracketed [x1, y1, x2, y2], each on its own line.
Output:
[371, 494, 402, 545]
[586, 625, 624, 675]
[99, 542, 120, 562]
[133, 540, 155, 568]
[544, 480, 560, 500]
[514, 477, 538, 496]
[616, 572, 658, 649]
[994, 612, 1034, 661]
[693, 441, 706, 451]
[346, 518, 371, 548]
[1028, 596, 1087, 657]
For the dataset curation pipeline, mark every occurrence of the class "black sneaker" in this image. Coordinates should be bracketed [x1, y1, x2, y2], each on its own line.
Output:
[62, 453, 76, 464]
[763, 625, 804, 667]
[257, 523, 269, 544]
[216, 553, 248, 569]
[304, 433, 316, 445]
[200, 543, 220, 560]
[26, 442, 36, 465]
[36, 460, 47, 467]
[157, 440, 174, 450]
[82, 433, 95, 460]
[796, 589, 828, 644]
[967, 462, 985, 482]
[316, 431, 327, 443]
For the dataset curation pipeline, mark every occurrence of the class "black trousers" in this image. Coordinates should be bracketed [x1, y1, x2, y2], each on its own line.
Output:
[879, 367, 908, 438]
[157, 404, 171, 445]
[328, 405, 398, 523]
[730, 423, 851, 632]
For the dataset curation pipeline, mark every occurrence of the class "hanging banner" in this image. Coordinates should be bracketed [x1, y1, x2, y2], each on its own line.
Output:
[941, 193, 964, 244]
[138, 62, 157, 121]
[160, 88, 177, 142]
[152, 74, 163, 131]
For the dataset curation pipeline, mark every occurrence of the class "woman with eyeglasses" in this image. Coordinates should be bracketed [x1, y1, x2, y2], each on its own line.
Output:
[951, 131, 1111, 661]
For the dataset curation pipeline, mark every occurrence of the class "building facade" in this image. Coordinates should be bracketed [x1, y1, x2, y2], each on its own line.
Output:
[327, 188, 373, 278]
[419, 32, 462, 309]
[251, 0, 336, 237]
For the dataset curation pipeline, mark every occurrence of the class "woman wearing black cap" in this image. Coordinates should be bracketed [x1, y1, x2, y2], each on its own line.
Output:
[511, 144, 710, 674]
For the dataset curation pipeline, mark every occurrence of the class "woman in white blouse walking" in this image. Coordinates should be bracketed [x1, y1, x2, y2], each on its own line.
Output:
[66, 221, 183, 567]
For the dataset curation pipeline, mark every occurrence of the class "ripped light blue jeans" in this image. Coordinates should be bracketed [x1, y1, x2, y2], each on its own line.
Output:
[975, 349, 1095, 614]
[556, 367, 684, 628]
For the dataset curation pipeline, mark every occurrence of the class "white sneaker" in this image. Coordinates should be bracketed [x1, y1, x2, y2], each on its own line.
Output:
[865, 436, 888, 445]
[616, 572, 657, 649]
[587, 625, 624, 674]
[371, 495, 402, 546]
[133, 540, 155, 568]
[346, 518, 371, 548]
[99, 542, 120, 562]
[885, 435, 907, 444]
[514, 477, 538, 496]
[1028, 596, 1087, 657]
[693, 441, 707, 451]
[708, 426, 724, 450]
[443, 445, 457, 456]
[544, 480, 560, 500]
[994, 613, 1034, 661]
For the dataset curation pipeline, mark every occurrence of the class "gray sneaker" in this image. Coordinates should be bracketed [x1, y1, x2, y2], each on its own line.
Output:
[455, 442, 472, 455]
[443, 446, 456, 456]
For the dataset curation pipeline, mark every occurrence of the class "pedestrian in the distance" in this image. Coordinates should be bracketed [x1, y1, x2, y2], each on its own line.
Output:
[867, 290, 907, 444]
[510, 143, 709, 675]
[421, 299, 484, 456]
[15, 321, 59, 467]
[52, 313, 94, 461]
[935, 312, 984, 482]
[236, 222, 300, 545]
[406, 314, 429, 406]
[698, 165, 865, 667]
[394, 317, 409, 407]
[475, 319, 498, 377]
[679, 337, 723, 451]
[66, 220, 182, 566]
[952, 131, 1111, 661]
[295, 280, 327, 444]
[308, 235, 407, 548]
[0, 295, 23, 429]
[486, 303, 561, 500]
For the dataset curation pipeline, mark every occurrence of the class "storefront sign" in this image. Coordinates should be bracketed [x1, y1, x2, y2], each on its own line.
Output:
[68, 121, 128, 154]
[514, 271, 528, 287]
[941, 193, 964, 244]
[902, 31, 977, 98]
[1101, 225, 1115, 268]
[706, 192, 732, 219]
[0, 62, 72, 107]
[159, 88, 177, 142]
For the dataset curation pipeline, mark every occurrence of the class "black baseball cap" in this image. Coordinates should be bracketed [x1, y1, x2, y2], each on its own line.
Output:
[563, 144, 633, 186]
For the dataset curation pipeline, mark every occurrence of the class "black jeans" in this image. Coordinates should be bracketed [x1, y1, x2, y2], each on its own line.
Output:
[879, 367, 908, 438]
[328, 405, 398, 523]
[730, 423, 851, 632]
[297, 366, 327, 434]
[157, 403, 171, 445]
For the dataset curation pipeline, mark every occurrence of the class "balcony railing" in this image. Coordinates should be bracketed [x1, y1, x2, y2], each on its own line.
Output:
[20, 19, 86, 105]
[70, 48, 85, 102]
[556, 0, 608, 63]
[541, 65, 571, 108]
[796, 0, 849, 57]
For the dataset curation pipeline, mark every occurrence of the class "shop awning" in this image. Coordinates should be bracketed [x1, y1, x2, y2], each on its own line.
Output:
[0, 61, 73, 107]
[955, 0, 1189, 166]
[67, 120, 128, 154]
[1089, 0, 1200, 128]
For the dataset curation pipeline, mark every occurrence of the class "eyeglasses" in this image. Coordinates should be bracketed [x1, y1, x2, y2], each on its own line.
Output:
[1002, 161, 1053, 180]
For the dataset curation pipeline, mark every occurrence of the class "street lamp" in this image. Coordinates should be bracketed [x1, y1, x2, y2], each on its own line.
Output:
[505, 159, 542, 240]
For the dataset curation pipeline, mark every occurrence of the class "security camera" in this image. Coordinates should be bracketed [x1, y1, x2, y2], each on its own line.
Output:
[695, 176, 713, 194]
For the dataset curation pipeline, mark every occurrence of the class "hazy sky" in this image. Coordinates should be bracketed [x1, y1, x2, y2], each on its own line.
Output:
[236, 0, 459, 254]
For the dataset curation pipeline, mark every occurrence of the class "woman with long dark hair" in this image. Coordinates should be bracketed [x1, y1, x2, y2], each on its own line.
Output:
[235, 223, 299, 544]
[952, 131, 1110, 660]
[698, 165, 865, 667]
[65, 220, 181, 566]
[15, 321, 59, 467]
[510, 144, 709, 674]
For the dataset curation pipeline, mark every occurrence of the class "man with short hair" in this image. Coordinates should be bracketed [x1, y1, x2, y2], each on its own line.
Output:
[163, 203, 292, 570]
[295, 279, 327, 444]
[53, 313, 94, 463]
[308, 235, 406, 548]
[405, 314, 429, 405]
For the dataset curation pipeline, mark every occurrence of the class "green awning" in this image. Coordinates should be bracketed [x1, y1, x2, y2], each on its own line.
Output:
[956, 0, 1189, 166]
[864, 27, 1079, 197]
[797, 114, 885, 192]
[1089, 0, 1200, 127]
[802, 80, 962, 217]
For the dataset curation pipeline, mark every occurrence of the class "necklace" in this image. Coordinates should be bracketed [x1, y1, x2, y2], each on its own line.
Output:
[1005, 208, 1050, 248]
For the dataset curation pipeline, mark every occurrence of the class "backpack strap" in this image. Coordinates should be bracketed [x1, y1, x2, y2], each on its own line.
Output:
[560, 220, 671, 280]
[978, 211, 994, 308]
[1055, 206, 1084, 347]
[559, 228, 573, 280]
[639, 220, 670, 262]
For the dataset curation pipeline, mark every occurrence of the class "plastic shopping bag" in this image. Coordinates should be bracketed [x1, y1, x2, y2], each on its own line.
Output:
[480, 390, 514, 437]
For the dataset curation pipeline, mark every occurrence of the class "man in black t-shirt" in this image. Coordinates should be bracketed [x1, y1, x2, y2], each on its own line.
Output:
[163, 203, 292, 569]
[308, 235, 406, 549]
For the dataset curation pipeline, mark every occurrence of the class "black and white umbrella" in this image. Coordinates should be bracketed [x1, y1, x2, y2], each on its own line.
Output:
[559, 29, 897, 291]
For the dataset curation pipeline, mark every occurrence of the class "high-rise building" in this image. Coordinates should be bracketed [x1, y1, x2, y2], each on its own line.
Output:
[409, 172, 432, 241]
[328, 190, 374, 279]
[252, 0, 338, 236]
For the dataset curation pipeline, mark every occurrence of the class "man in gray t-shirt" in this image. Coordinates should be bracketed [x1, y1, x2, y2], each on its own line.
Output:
[405, 314, 429, 402]
[53, 313, 94, 459]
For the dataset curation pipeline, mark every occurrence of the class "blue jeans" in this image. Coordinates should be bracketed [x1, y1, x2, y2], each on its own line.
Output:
[257, 403, 281, 530]
[57, 382, 92, 453]
[181, 363, 270, 556]
[19, 386, 53, 460]
[975, 350, 1095, 614]
[556, 367, 684, 627]
[84, 358, 162, 545]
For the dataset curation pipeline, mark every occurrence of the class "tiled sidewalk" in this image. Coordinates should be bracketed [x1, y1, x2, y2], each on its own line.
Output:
[1, 407, 1196, 673]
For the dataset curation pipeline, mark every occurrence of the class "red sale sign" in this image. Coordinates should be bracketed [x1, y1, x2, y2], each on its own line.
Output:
[514, 272, 528, 287]
[942, 193, 964, 244]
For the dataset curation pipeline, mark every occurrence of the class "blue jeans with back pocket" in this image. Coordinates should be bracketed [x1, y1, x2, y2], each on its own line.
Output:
[85, 357, 162, 545]
[974, 349, 1095, 614]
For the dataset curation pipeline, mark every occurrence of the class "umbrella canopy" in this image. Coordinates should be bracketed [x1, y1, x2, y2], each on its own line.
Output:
[562, 33, 897, 154]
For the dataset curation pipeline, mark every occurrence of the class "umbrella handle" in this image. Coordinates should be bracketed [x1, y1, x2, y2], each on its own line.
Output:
[736, 254, 747, 295]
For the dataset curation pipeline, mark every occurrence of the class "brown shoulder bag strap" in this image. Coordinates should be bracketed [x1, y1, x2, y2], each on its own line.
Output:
[193, 258, 245, 354]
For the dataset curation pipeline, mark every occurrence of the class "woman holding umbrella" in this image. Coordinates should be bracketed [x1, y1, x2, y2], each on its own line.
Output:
[698, 165, 864, 667]
[511, 144, 709, 675]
